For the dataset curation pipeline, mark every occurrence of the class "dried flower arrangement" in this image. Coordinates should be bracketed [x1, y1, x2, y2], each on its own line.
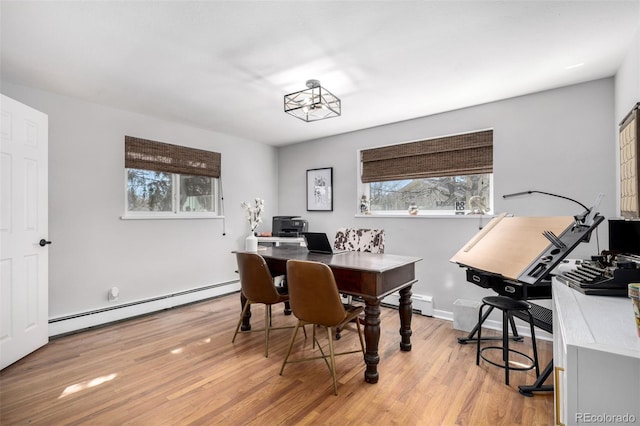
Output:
[241, 198, 264, 233]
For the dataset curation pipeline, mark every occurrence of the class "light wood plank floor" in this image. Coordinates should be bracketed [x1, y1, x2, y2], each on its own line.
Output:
[1, 293, 554, 425]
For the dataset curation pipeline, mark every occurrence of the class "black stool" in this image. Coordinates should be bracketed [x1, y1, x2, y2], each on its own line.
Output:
[476, 296, 540, 385]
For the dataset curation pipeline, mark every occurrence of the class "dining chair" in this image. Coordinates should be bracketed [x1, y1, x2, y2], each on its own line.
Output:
[232, 252, 294, 357]
[333, 228, 385, 338]
[279, 259, 365, 395]
[333, 228, 385, 254]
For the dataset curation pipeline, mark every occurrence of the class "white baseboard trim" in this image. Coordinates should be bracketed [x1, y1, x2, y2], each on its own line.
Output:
[382, 292, 434, 316]
[383, 302, 552, 342]
[50, 281, 552, 343]
[433, 310, 552, 342]
[433, 309, 453, 322]
[483, 318, 553, 341]
[49, 280, 240, 338]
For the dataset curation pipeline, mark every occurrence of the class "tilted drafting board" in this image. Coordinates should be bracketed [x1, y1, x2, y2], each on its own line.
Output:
[450, 214, 575, 282]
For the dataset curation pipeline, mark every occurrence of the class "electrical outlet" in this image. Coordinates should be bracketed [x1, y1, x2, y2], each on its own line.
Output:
[108, 287, 119, 302]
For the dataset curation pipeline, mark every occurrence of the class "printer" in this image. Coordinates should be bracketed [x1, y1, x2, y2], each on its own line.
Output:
[272, 216, 308, 237]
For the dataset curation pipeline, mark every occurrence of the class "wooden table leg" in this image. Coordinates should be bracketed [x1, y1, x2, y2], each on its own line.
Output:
[398, 285, 413, 351]
[241, 291, 289, 330]
[240, 293, 251, 331]
[279, 278, 291, 315]
[363, 299, 381, 384]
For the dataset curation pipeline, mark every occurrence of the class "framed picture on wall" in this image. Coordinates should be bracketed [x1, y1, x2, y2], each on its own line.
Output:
[307, 167, 333, 211]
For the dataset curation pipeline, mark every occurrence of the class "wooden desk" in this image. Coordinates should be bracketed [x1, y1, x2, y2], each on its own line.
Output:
[239, 246, 422, 384]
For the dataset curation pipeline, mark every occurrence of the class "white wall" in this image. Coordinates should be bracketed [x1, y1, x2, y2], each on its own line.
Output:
[277, 78, 617, 316]
[615, 16, 640, 214]
[1, 81, 279, 319]
[615, 9, 640, 121]
[2, 44, 634, 327]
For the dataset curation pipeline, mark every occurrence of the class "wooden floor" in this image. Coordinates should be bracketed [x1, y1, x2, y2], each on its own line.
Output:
[1, 293, 554, 425]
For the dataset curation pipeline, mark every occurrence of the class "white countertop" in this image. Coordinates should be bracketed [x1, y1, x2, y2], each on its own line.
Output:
[553, 279, 640, 359]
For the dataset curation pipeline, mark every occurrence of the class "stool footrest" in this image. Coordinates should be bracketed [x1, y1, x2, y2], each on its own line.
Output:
[479, 346, 536, 371]
[458, 335, 523, 344]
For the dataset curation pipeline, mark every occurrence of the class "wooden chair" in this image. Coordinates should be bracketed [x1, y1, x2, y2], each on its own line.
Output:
[279, 259, 365, 395]
[232, 252, 294, 357]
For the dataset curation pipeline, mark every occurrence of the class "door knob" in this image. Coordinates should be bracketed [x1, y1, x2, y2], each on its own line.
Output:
[39, 239, 52, 247]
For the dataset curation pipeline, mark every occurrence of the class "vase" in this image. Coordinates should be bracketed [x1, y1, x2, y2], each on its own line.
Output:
[245, 232, 258, 252]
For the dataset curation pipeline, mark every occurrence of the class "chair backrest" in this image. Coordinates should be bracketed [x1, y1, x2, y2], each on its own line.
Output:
[235, 252, 282, 304]
[286, 260, 347, 327]
[334, 228, 385, 254]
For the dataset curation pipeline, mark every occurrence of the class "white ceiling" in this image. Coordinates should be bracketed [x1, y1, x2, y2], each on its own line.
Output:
[1, 1, 639, 146]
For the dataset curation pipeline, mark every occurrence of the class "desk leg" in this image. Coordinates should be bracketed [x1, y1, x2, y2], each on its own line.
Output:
[240, 293, 251, 331]
[280, 278, 291, 315]
[398, 285, 413, 351]
[363, 299, 381, 384]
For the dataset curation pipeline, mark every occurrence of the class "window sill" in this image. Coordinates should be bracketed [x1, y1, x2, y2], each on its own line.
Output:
[121, 213, 224, 220]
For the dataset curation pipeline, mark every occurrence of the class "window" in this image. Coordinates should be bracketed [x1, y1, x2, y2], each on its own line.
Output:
[124, 136, 221, 218]
[179, 175, 216, 212]
[360, 129, 493, 216]
[126, 170, 217, 213]
[127, 169, 172, 212]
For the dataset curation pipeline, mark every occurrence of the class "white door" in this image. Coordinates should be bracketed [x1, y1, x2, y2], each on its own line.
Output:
[0, 94, 49, 370]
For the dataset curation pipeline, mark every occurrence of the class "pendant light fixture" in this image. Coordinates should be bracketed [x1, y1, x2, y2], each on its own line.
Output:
[284, 79, 341, 122]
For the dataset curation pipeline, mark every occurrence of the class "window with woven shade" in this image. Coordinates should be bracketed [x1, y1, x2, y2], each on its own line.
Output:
[124, 136, 221, 218]
[359, 129, 493, 216]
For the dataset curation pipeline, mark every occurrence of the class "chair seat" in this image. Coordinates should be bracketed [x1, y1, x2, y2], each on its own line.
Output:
[482, 296, 531, 312]
[337, 305, 364, 329]
[272, 294, 289, 305]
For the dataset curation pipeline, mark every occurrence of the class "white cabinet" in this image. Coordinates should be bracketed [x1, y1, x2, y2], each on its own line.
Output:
[553, 279, 640, 425]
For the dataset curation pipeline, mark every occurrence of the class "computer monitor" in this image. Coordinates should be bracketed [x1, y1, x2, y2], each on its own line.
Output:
[608, 219, 640, 255]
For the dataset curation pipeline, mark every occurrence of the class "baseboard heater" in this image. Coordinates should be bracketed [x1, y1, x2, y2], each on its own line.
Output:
[382, 292, 434, 317]
[49, 280, 240, 338]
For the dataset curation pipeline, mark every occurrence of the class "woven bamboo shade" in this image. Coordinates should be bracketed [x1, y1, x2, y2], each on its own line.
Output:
[619, 103, 640, 219]
[361, 129, 493, 183]
[125, 136, 221, 178]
